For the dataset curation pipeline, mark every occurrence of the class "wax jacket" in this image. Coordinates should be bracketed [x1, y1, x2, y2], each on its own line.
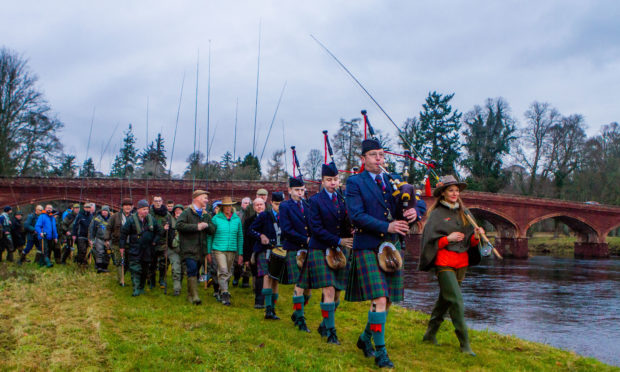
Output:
[307, 189, 352, 251]
[279, 198, 310, 251]
[119, 214, 162, 262]
[175, 206, 216, 261]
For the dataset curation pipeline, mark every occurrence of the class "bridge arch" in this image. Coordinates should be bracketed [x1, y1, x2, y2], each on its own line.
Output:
[603, 222, 620, 240]
[467, 206, 521, 238]
[525, 213, 600, 243]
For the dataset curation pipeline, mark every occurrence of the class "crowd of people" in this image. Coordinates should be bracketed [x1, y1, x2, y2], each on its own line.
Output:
[0, 138, 487, 369]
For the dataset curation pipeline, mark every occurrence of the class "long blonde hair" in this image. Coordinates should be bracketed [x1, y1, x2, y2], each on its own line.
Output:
[427, 195, 469, 226]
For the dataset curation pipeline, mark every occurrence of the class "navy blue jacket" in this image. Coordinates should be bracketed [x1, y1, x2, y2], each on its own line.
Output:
[249, 210, 280, 253]
[307, 189, 352, 251]
[279, 198, 310, 251]
[346, 171, 426, 251]
[72, 210, 93, 239]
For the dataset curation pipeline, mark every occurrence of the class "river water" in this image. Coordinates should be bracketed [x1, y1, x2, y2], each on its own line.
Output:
[401, 254, 620, 367]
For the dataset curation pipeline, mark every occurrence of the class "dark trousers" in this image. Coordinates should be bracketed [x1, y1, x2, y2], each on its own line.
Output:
[149, 248, 167, 285]
[42, 239, 57, 262]
[76, 237, 89, 265]
[0, 236, 14, 261]
[61, 234, 73, 263]
[129, 259, 149, 290]
[23, 236, 41, 255]
[185, 258, 199, 278]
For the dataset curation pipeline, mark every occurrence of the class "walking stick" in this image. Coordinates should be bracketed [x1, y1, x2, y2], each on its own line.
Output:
[463, 212, 503, 259]
[121, 249, 125, 286]
[204, 256, 208, 289]
[164, 228, 169, 295]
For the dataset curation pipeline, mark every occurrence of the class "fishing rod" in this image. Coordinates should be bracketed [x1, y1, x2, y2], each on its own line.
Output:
[282, 121, 288, 175]
[206, 40, 212, 189]
[252, 20, 262, 156]
[310, 35, 439, 182]
[322, 130, 346, 197]
[192, 50, 200, 193]
[80, 107, 96, 202]
[169, 72, 186, 176]
[99, 122, 120, 171]
[259, 81, 287, 162]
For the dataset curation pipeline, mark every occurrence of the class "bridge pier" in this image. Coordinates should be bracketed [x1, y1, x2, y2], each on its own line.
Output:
[495, 238, 529, 259]
[574, 242, 609, 259]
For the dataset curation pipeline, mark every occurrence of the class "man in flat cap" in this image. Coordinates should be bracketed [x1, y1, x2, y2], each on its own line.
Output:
[176, 190, 216, 305]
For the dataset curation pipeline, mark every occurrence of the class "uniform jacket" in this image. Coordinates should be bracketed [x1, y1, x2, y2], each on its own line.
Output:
[119, 214, 162, 262]
[72, 210, 93, 239]
[346, 170, 425, 251]
[249, 210, 280, 253]
[242, 213, 258, 261]
[35, 213, 58, 240]
[279, 198, 310, 251]
[307, 189, 352, 251]
[175, 206, 216, 261]
[207, 212, 243, 255]
[89, 213, 110, 241]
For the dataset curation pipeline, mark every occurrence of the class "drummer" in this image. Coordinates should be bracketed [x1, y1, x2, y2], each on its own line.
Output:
[279, 176, 312, 332]
[249, 191, 285, 320]
[297, 162, 353, 345]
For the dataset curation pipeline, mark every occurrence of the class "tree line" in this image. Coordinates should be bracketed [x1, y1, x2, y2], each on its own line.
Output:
[1, 47, 618, 205]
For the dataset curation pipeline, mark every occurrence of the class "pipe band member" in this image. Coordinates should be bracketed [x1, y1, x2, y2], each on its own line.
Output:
[250, 191, 285, 320]
[345, 139, 425, 369]
[297, 162, 353, 345]
[419, 175, 483, 356]
[279, 176, 312, 333]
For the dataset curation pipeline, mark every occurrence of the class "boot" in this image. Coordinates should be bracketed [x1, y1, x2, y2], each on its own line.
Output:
[188, 276, 202, 305]
[374, 345, 394, 369]
[18, 252, 27, 265]
[456, 329, 476, 356]
[44, 256, 54, 268]
[221, 292, 231, 306]
[173, 280, 182, 296]
[264, 306, 280, 320]
[116, 266, 123, 285]
[7, 250, 14, 262]
[357, 322, 375, 358]
[35, 252, 43, 267]
[241, 276, 250, 288]
[132, 274, 141, 297]
[422, 324, 440, 346]
[326, 328, 340, 345]
[295, 316, 311, 333]
[317, 322, 327, 337]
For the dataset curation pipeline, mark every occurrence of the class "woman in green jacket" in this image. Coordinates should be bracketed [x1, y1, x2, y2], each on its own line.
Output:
[207, 196, 244, 306]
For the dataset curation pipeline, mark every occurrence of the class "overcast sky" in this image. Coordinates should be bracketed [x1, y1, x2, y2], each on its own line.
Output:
[3, 1, 620, 175]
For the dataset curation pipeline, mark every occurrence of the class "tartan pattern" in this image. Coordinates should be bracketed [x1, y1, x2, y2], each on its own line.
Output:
[279, 250, 301, 285]
[256, 251, 269, 277]
[297, 248, 347, 290]
[345, 245, 404, 303]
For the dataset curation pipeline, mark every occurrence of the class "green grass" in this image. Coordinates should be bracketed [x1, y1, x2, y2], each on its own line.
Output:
[1, 262, 617, 372]
[528, 234, 620, 256]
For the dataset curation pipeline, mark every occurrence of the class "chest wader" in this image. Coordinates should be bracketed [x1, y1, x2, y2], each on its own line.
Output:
[130, 215, 153, 297]
[93, 217, 111, 272]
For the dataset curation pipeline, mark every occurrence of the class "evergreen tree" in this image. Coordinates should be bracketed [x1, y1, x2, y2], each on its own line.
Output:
[462, 98, 517, 192]
[266, 150, 287, 181]
[55, 154, 77, 178]
[110, 124, 138, 178]
[240, 152, 261, 176]
[138, 133, 167, 178]
[183, 151, 206, 179]
[80, 157, 96, 178]
[220, 151, 234, 171]
[400, 92, 462, 183]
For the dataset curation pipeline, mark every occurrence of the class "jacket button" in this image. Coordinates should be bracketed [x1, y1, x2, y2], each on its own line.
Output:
[380, 233, 384, 237]
[384, 212, 387, 216]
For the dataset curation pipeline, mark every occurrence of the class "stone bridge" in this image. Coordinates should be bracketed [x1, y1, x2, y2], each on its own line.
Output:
[1, 177, 619, 259]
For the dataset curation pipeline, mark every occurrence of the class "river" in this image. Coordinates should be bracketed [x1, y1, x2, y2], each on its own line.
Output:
[402, 254, 620, 367]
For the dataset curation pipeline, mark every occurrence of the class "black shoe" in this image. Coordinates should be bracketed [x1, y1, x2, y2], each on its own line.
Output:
[291, 313, 298, 323]
[357, 336, 375, 358]
[265, 306, 280, 320]
[295, 316, 311, 333]
[374, 346, 394, 369]
[232, 279, 239, 287]
[241, 278, 250, 288]
[221, 292, 231, 306]
[326, 328, 340, 345]
[317, 322, 327, 337]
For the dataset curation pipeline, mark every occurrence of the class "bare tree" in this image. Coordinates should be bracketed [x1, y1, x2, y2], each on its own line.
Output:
[517, 101, 561, 194]
[548, 114, 586, 198]
[333, 118, 362, 172]
[303, 148, 323, 180]
[266, 149, 288, 181]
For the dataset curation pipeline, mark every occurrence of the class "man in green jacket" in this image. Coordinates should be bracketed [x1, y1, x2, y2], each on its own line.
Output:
[207, 196, 243, 306]
[176, 190, 216, 305]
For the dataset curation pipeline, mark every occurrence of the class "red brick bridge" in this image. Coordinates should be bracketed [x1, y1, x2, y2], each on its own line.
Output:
[1, 177, 618, 259]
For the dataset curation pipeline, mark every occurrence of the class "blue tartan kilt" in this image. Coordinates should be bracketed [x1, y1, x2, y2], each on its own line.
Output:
[345, 245, 404, 303]
[279, 250, 301, 285]
[297, 248, 347, 290]
[256, 251, 269, 277]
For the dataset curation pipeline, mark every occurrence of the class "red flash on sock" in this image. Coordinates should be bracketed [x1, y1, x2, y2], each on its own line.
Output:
[293, 303, 302, 310]
[370, 324, 382, 332]
[321, 310, 329, 318]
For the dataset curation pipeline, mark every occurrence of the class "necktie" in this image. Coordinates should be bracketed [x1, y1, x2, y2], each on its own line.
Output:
[376, 175, 386, 192]
[332, 193, 338, 206]
[297, 200, 304, 214]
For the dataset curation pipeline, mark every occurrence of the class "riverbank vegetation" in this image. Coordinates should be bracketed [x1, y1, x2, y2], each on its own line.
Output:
[527, 234, 620, 257]
[1, 262, 616, 371]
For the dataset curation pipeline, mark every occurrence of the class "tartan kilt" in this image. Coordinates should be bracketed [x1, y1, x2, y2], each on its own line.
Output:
[345, 244, 404, 303]
[279, 250, 301, 285]
[297, 248, 347, 290]
[256, 251, 269, 277]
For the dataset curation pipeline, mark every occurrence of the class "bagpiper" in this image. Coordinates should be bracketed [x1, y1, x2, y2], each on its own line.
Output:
[278, 176, 312, 332]
[345, 139, 426, 368]
[297, 162, 353, 345]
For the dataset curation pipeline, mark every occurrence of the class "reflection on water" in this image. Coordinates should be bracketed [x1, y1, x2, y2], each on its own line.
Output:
[402, 254, 620, 367]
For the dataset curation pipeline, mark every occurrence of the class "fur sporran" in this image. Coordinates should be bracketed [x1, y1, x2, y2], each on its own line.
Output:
[377, 241, 403, 272]
[325, 247, 347, 270]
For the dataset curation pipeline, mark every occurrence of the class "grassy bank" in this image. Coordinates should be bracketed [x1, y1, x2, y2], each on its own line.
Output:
[528, 235, 620, 257]
[1, 262, 617, 372]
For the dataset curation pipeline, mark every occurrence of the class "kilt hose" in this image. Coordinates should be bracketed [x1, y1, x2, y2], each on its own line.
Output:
[345, 245, 404, 303]
[297, 248, 347, 291]
[278, 250, 301, 285]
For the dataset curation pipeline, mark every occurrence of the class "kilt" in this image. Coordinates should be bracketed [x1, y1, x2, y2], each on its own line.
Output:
[297, 248, 347, 290]
[256, 251, 269, 277]
[279, 250, 301, 285]
[345, 245, 403, 303]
